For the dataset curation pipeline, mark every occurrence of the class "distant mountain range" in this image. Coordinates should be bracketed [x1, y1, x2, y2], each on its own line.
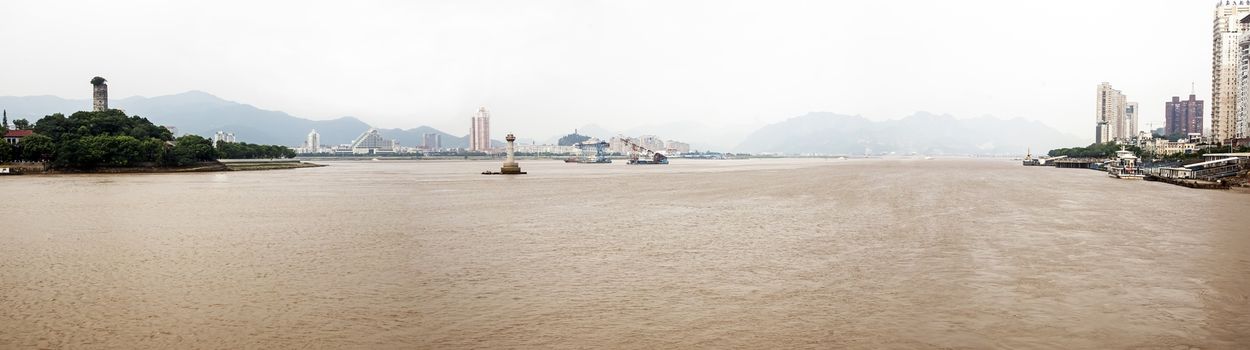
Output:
[0, 91, 467, 147]
[734, 112, 1084, 155]
[1, 92, 1083, 154]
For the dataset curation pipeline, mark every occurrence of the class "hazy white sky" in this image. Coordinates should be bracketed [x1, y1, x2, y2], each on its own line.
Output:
[0, 0, 1213, 141]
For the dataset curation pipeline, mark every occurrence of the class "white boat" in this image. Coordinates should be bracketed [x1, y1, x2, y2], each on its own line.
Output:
[1107, 147, 1144, 180]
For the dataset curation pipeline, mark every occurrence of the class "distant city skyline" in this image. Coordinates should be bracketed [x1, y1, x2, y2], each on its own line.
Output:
[0, 0, 1218, 143]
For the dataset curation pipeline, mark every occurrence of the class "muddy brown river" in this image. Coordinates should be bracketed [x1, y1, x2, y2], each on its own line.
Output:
[1, 159, 1248, 349]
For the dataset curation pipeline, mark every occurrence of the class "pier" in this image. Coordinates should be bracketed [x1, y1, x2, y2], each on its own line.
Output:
[1053, 158, 1106, 170]
[1144, 175, 1231, 190]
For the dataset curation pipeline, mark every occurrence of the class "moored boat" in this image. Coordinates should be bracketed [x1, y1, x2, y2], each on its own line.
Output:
[1107, 147, 1144, 180]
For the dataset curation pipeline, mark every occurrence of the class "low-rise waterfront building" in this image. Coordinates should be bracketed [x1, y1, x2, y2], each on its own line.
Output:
[515, 144, 579, 154]
[1142, 137, 1202, 156]
[3, 130, 33, 145]
[348, 128, 398, 155]
[213, 131, 236, 146]
[1204, 152, 1250, 161]
[608, 135, 691, 155]
[664, 140, 691, 155]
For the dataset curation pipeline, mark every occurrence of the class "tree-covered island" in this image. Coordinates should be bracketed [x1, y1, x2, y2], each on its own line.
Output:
[0, 109, 303, 172]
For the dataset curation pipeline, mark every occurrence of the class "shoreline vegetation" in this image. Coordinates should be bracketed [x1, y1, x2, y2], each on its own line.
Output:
[2, 159, 321, 175]
[1, 109, 314, 175]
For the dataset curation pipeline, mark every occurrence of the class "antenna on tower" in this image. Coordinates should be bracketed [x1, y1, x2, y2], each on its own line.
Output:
[1191, 82, 1195, 95]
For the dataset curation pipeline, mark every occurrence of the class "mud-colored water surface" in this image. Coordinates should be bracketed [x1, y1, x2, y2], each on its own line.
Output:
[2, 159, 1248, 349]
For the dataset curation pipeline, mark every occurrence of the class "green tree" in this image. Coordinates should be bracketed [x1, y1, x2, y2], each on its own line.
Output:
[18, 134, 54, 162]
[0, 140, 13, 162]
[215, 141, 296, 159]
[47, 135, 147, 168]
[1048, 143, 1141, 158]
[138, 138, 166, 164]
[12, 119, 30, 130]
[59, 136, 111, 168]
[31, 113, 68, 139]
[557, 133, 590, 146]
[33, 110, 170, 142]
[22, 109, 292, 169]
[168, 135, 216, 166]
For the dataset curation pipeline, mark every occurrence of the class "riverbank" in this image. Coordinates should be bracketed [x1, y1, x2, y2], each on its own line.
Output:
[217, 159, 325, 171]
[1144, 175, 1231, 189]
[1, 159, 322, 175]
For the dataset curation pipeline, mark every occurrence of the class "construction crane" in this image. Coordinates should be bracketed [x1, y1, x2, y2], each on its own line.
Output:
[619, 137, 669, 165]
[566, 141, 612, 163]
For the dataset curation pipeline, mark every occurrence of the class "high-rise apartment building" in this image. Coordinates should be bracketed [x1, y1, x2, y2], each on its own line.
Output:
[1239, 19, 1250, 141]
[1096, 82, 1133, 143]
[423, 133, 441, 150]
[1166, 95, 1205, 137]
[306, 129, 320, 151]
[1125, 102, 1139, 139]
[1212, 2, 1250, 143]
[469, 107, 491, 151]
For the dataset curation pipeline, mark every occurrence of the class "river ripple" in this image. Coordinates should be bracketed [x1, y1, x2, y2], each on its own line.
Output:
[1, 159, 1247, 349]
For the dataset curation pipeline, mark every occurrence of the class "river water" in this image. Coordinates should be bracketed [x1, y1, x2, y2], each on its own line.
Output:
[1, 158, 1248, 349]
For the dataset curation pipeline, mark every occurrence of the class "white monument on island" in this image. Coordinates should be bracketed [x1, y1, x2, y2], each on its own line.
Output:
[500, 134, 523, 174]
[484, 133, 526, 175]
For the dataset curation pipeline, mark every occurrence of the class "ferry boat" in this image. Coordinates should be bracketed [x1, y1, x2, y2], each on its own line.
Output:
[1107, 147, 1144, 180]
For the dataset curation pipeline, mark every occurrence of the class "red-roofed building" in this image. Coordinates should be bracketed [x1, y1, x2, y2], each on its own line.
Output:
[4, 130, 34, 145]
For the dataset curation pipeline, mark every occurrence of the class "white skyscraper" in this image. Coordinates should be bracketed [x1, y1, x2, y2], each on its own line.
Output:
[1212, 1, 1250, 144]
[1096, 82, 1132, 144]
[469, 107, 491, 151]
[1239, 24, 1250, 141]
[306, 129, 321, 152]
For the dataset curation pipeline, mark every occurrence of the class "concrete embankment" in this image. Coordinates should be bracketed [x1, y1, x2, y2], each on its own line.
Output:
[1144, 175, 1231, 190]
